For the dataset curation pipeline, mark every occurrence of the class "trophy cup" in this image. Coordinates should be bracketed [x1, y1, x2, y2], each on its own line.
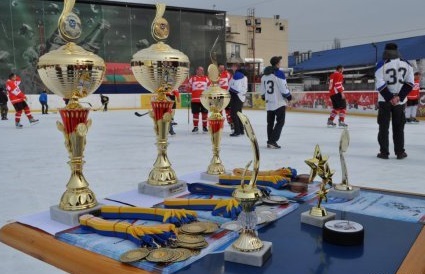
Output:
[301, 145, 336, 227]
[37, 0, 106, 225]
[131, 3, 189, 197]
[329, 128, 360, 199]
[224, 112, 272, 267]
[200, 37, 231, 181]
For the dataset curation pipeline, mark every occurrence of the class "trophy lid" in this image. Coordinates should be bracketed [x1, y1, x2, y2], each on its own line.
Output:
[37, 42, 105, 99]
[131, 42, 190, 93]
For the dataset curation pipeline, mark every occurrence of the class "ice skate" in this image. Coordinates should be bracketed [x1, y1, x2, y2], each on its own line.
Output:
[15, 122, 23, 129]
[327, 118, 336, 127]
[29, 118, 39, 125]
[192, 126, 198, 133]
[338, 121, 348, 128]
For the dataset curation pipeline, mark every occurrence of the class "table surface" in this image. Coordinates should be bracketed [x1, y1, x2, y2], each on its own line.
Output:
[1, 188, 425, 274]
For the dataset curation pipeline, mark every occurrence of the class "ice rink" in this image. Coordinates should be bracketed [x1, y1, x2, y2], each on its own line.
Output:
[0, 109, 424, 274]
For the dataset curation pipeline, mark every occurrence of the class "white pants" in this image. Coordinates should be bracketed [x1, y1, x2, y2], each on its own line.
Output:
[405, 105, 418, 118]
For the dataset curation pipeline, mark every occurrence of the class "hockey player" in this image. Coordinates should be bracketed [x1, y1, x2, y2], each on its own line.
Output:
[405, 72, 421, 123]
[5, 73, 38, 128]
[228, 63, 248, 137]
[327, 65, 348, 127]
[166, 89, 180, 135]
[100, 94, 109, 111]
[218, 64, 233, 129]
[0, 87, 8, 120]
[375, 43, 414, 160]
[260, 56, 292, 149]
[187, 66, 211, 133]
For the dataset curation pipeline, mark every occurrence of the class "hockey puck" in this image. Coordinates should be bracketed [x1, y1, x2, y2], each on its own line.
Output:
[288, 182, 308, 193]
[323, 220, 364, 246]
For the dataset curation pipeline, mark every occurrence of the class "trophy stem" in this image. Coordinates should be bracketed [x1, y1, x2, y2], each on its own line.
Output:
[309, 206, 328, 217]
[232, 202, 263, 252]
[57, 108, 97, 211]
[147, 100, 177, 186]
[207, 116, 225, 175]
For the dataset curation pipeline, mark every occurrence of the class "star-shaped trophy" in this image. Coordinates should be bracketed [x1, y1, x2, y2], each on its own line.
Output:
[301, 145, 336, 227]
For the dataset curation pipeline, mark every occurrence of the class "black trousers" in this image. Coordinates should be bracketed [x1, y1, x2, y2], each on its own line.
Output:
[40, 102, 48, 114]
[377, 101, 405, 155]
[267, 106, 286, 144]
[230, 92, 244, 134]
[0, 103, 8, 118]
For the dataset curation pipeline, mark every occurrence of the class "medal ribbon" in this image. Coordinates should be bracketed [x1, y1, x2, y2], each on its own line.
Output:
[100, 206, 197, 226]
[163, 198, 241, 219]
[219, 174, 290, 189]
[187, 182, 271, 196]
[79, 214, 177, 247]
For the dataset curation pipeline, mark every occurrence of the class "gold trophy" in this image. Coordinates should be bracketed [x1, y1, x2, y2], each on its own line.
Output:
[329, 128, 360, 199]
[301, 145, 336, 227]
[224, 112, 272, 267]
[200, 37, 231, 180]
[131, 3, 189, 197]
[37, 0, 106, 224]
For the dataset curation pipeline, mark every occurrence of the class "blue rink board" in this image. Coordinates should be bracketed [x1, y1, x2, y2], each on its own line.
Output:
[175, 201, 423, 274]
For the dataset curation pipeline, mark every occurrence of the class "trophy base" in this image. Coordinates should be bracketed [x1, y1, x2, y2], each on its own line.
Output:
[328, 186, 360, 200]
[200, 171, 231, 182]
[138, 180, 187, 198]
[301, 210, 336, 227]
[50, 203, 102, 226]
[224, 241, 272, 267]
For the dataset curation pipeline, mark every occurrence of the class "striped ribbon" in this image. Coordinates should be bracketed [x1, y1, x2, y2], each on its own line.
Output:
[219, 174, 290, 189]
[187, 182, 271, 196]
[163, 198, 241, 219]
[100, 206, 198, 226]
[79, 214, 177, 247]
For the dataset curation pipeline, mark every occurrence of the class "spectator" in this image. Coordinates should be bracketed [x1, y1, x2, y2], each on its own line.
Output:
[405, 72, 421, 123]
[39, 89, 48, 114]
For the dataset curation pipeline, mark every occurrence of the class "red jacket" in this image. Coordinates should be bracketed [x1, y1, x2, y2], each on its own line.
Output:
[188, 75, 211, 102]
[218, 70, 231, 90]
[329, 71, 344, 95]
[6, 76, 26, 104]
[407, 79, 420, 100]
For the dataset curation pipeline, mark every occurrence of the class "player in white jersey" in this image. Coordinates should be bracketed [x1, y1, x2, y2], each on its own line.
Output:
[375, 43, 414, 160]
[260, 56, 292, 149]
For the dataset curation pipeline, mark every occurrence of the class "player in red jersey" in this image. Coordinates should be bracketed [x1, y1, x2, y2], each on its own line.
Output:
[327, 65, 348, 127]
[405, 72, 421, 123]
[5, 73, 39, 128]
[218, 64, 233, 129]
[187, 66, 211, 133]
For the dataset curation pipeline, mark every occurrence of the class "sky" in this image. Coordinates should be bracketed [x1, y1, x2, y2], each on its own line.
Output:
[1, 109, 424, 273]
[105, 0, 425, 52]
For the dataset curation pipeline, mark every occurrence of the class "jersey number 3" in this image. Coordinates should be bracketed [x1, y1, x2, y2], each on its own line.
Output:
[385, 68, 407, 85]
[264, 80, 274, 94]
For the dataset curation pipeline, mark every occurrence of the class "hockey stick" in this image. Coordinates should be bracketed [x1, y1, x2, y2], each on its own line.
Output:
[80, 101, 93, 107]
[134, 111, 149, 117]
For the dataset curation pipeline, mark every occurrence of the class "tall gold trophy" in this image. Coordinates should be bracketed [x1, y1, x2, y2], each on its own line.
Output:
[224, 112, 272, 267]
[200, 38, 231, 180]
[301, 145, 336, 227]
[131, 3, 189, 197]
[329, 128, 360, 199]
[37, 0, 106, 224]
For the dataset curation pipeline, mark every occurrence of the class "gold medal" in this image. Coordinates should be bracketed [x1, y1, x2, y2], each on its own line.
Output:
[119, 247, 150, 263]
[146, 248, 174, 263]
[172, 248, 193, 262]
[202, 222, 219, 233]
[180, 222, 207, 234]
[177, 234, 205, 244]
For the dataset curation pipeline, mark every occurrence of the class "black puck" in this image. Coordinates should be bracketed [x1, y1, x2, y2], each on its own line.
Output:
[323, 220, 364, 246]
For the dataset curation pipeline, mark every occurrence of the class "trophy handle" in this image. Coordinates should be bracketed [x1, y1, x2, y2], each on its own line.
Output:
[237, 112, 260, 189]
